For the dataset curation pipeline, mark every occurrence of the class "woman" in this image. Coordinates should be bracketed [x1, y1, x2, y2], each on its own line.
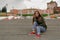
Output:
[29, 11, 47, 38]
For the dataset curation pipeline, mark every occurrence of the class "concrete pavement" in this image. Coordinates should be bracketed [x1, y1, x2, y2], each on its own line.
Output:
[0, 19, 60, 40]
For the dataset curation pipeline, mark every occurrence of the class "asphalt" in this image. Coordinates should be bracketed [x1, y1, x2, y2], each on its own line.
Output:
[0, 19, 60, 40]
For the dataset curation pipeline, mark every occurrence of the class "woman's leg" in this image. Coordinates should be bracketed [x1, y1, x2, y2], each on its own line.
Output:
[40, 27, 46, 33]
[36, 26, 46, 34]
[29, 22, 38, 34]
[32, 22, 38, 32]
[36, 26, 46, 38]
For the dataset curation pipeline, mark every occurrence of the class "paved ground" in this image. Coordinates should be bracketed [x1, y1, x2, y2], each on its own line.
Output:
[0, 19, 60, 40]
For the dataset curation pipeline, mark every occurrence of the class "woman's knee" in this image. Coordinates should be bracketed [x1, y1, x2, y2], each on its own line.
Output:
[33, 22, 38, 26]
[36, 26, 40, 30]
[34, 22, 37, 24]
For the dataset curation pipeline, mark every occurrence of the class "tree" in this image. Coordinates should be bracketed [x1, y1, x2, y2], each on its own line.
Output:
[2, 6, 7, 13]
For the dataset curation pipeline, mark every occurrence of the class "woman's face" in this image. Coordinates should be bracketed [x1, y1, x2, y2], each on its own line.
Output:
[35, 12, 39, 17]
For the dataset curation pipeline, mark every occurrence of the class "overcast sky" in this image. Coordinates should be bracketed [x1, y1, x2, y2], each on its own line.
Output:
[0, 0, 60, 12]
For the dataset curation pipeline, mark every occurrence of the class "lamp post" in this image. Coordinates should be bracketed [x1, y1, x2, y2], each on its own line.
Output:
[20, 10, 22, 17]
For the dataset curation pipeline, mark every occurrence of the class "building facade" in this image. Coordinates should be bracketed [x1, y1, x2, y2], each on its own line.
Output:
[47, 0, 60, 14]
[9, 0, 60, 16]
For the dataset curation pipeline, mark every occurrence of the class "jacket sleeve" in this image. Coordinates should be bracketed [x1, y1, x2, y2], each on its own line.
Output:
[41, 17, 47, 29]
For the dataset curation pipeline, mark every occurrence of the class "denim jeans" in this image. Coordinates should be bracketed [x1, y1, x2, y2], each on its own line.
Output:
[32, 21, 46, 34]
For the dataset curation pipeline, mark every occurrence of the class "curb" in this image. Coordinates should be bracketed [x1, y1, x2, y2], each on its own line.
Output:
[0, 16, 60, 20]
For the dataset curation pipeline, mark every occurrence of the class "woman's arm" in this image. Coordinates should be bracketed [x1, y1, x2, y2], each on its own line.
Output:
[32, 15, 35, 24]
[42, 18, 47, 29]
[32, 17, 34, 24]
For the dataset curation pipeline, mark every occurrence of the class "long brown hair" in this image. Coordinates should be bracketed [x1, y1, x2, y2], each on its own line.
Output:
[33, 11, 41, 18]
[33, 11, 44, 23]
[33, 11, 43, 19]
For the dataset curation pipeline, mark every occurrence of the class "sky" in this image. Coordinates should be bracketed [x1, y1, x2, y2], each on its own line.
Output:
[0, 0, 60, 12]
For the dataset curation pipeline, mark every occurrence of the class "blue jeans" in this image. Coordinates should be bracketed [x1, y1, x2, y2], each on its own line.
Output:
[32, 21, 46, 34]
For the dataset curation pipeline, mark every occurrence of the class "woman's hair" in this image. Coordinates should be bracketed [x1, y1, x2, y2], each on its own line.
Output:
[33, 11, 44, 23]
[34, 11, 41, 17]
